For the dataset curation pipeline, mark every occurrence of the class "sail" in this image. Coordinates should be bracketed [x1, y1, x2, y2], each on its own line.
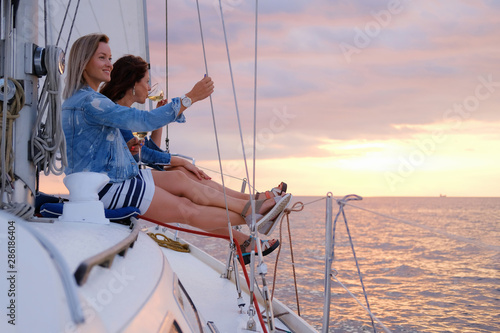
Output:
[39, 0, 149, 98]
[15, 0, 149, 200]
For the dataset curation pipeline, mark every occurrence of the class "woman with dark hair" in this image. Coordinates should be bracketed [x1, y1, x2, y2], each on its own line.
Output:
[100, 55, 289, 237]
[62, 34, 291, 263]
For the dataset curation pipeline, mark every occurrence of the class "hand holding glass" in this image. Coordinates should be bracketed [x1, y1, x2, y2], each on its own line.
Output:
[132, 131, 148, 167]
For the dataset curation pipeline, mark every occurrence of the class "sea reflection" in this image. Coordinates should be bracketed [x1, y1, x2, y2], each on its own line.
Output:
[168, 196, 500, 333]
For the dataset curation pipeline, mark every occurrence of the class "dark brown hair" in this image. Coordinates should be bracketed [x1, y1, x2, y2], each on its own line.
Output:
[100, 55, 149, 101]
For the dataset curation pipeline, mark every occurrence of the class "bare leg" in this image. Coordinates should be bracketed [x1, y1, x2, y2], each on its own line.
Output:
[144, 186, 251, 244]
[151, 169, 276, 216]
[166, 166, 250, 200]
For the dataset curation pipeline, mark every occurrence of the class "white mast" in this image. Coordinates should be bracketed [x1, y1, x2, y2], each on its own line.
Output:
[1, 0, 40, 215]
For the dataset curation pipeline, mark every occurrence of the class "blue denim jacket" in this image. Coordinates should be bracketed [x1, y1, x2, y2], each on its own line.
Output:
[62, 86, 185, 182]
[120, 129, 171, 167]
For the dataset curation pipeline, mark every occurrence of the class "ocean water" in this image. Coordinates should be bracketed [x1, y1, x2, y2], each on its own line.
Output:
[170, 196, 500, 333]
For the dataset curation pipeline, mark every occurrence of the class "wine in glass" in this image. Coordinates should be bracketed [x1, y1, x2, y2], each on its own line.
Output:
[132, 131, 148, 168]
[148, 83, 164, 102]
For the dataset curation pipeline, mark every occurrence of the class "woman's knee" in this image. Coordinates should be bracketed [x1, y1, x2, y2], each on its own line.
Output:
[174, 196, 201, 223]
[145, 190, 198, 223]
[153, 169, 190, 190]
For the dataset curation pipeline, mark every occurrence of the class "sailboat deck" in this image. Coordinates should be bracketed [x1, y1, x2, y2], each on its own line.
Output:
[157, 230, 302, 333]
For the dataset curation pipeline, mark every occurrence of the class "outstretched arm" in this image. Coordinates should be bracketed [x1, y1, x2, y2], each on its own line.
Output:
[178, 76, 214, 115]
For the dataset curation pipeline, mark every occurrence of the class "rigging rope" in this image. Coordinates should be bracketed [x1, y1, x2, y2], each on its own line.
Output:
[343, 200, 500, 252]
[194, 0, 233, 242]
[214, 2, 276, 330]
[31, 45, 67, 176]
[138, 215, 268, 333]
[32, 0, 79, 184]
[53, 0, 81, 55]
[271, 202, 304, 315]
[191, 4, 268, 327]
[334, 196, 376, 332]
[163, 1, 170, 152]
[252, 0, 259, 207]
[288, 261, 392, 333]
[216, 0, 254, 199]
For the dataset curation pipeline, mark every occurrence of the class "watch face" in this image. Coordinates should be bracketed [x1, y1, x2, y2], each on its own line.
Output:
[182, 96, 192, 107]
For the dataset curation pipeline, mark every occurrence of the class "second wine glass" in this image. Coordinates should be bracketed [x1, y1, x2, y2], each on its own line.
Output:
[148, 83, 164, 102]
[132, 131, 148, 168]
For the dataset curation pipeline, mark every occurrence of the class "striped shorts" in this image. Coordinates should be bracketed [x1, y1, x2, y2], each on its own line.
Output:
[98, 169, 156, 214]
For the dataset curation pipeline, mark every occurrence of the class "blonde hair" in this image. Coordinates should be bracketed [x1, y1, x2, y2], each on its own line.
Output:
[63, 33, 109, 99]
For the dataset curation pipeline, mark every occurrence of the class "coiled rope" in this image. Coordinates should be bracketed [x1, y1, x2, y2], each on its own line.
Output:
[31, 45, 67, 176]
[0, 79, 25, 181]
[31, 0, 78, 179]
[0, 79, 34, 219]
[147, 232, 190, 253]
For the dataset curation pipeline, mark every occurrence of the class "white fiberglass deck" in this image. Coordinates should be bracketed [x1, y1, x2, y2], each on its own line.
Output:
[156, 229, 316, 333]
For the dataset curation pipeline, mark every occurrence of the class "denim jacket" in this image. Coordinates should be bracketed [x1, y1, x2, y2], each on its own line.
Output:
[120, 129, 171, 167]
[62, 86, 185, 182]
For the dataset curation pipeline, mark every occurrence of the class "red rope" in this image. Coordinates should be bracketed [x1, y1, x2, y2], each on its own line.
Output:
[137, 215, 268, 333]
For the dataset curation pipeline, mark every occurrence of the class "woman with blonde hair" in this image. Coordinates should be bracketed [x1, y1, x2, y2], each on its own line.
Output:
[62, 34, 291, 263]
[100, 54, 289, 236]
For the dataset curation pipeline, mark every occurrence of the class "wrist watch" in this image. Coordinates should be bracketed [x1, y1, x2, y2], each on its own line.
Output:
[181, 95, 192, 108]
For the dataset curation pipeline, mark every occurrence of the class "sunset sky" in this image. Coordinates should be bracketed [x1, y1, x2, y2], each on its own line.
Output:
[41, 0, 500, 197]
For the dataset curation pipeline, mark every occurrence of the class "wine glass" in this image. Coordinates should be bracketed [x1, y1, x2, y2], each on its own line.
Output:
[132, 131, 148, 168]
[148, 83, 164, 102]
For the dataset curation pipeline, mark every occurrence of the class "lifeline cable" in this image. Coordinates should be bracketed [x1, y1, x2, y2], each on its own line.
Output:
[342, 200, 500, 252]
[335, 197, 376, 333]
[271, 202, 304, 315]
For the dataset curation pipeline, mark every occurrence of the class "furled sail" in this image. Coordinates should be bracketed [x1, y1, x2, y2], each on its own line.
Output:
[0, 0, 150, 214]
[39, 0, 149, 94]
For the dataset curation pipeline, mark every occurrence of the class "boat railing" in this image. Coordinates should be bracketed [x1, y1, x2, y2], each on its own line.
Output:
[322, 194, 392, 333]
[73, 222, 140, 286]
[169, 166, 394, 332]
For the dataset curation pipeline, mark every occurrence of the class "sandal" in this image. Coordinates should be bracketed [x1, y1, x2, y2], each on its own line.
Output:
[240, 199, 266, 227]
[256, 182, 287, 200]
[255, 193, 292, 230]
[238, 238, 280, 265]
[240, 193, 289, 227]
[258, 193, 293, 236]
